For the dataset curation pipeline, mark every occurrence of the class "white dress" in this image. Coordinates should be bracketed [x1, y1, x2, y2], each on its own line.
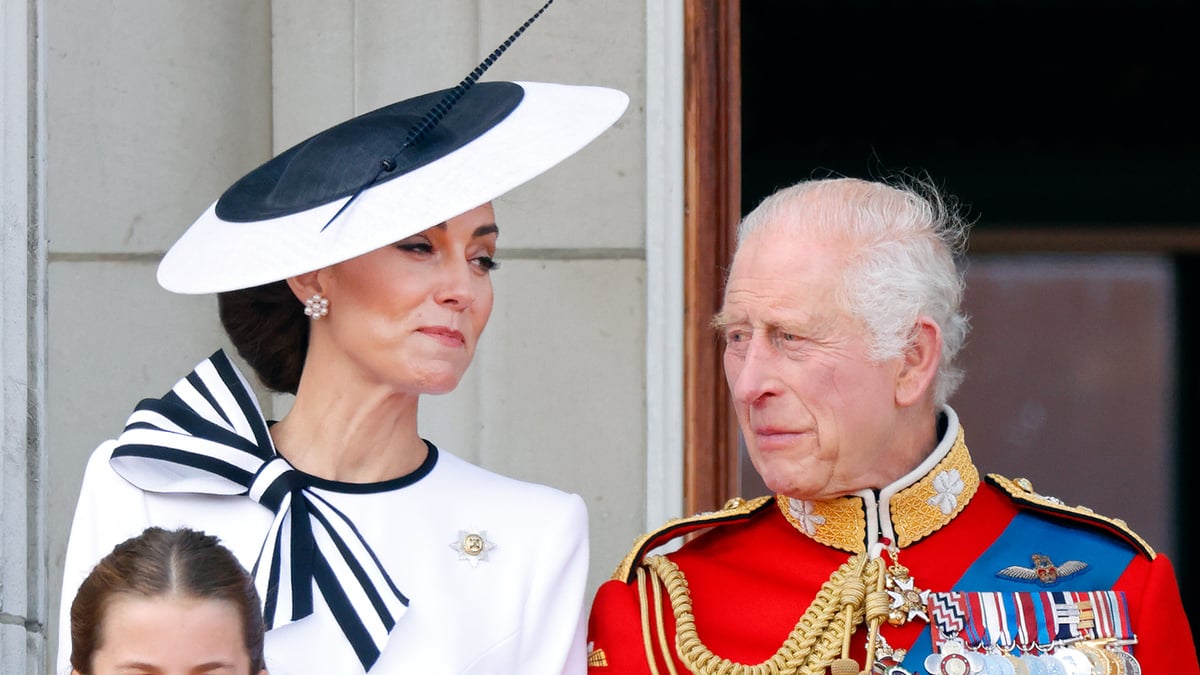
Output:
[56, 353, 589, 675]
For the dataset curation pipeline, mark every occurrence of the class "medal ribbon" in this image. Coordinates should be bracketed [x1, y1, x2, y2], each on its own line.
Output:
[1087, 591, 1107, 639]
[1033, 591, 1056, 647]
[1072, 591, 1095, 637]
[926, 591, 970, 652]
[963, 592, 987, 648]
[999, 592, 1021, 650]
[1090, 591, 1135, 643]
[1013, 592, 1038, 653]
[1114, 590, 1135, 653]
[977, 592, 1005, 650]
[1050, 591, 1082, 641]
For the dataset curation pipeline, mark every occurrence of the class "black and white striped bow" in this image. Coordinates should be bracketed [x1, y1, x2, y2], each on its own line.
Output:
[109, 350, 408, 671]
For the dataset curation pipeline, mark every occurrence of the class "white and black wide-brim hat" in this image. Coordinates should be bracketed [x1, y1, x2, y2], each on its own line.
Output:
[157, 79, 628, 294]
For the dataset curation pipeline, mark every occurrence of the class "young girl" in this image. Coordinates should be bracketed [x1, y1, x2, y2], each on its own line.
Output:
[69, 527, 266, 675]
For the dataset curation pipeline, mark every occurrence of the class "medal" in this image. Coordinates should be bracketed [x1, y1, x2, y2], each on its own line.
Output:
[1005, 652, 1032, 675]
[924, 637, 983, 675]
[1019, 653, 1051, 675]
[926, 591, 1140, 675]
[870, 632, 908, 674]
[1106, 647, 1141, 675]
[981, 653, 1017, 675]
[1053, 647, 1094, 675]
[1035, 653, 1068, 675]
[1076, 644, 1117, 675]
[883, 542, 929, 626]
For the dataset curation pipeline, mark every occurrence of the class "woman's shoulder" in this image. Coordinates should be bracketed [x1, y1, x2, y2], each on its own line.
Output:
[432, 447, 585, 512]
[79, 439, 129, 487]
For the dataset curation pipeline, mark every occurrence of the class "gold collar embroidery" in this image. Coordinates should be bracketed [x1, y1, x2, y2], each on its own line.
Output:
[777, 425, 979, 552]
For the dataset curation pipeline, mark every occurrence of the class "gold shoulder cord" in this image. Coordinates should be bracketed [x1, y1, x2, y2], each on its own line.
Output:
[637, 566, 681, 675]
[651, 569, 682, 675]
[641, 553, 890, 675]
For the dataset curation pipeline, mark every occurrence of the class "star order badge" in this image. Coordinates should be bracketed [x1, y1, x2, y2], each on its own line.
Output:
[881, 543, 929, 626]
[886, 560, 930, 626]
[450, 530, 495, 567]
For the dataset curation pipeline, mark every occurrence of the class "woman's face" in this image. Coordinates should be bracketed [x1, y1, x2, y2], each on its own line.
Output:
[82, 594, 262, 675]
[311, 203, 498, 395]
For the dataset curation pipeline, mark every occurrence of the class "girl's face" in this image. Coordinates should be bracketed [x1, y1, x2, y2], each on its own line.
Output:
[306, 203, 499, 395]
[82, 594, 263, 675]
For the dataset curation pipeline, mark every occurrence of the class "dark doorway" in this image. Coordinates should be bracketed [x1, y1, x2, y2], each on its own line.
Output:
[739, 0, 1200, 645]
[741, 1, 1199, 224]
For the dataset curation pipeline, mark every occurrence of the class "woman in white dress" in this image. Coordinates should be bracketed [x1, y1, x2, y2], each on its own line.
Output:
[56, 5, 628, 674]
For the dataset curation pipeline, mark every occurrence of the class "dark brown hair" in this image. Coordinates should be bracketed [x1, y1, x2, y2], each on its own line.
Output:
[69, 527, 266, 673]
[219, 281, 308, 394]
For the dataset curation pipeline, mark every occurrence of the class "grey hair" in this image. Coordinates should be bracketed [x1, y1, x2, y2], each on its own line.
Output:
[736, 176, 971, 406]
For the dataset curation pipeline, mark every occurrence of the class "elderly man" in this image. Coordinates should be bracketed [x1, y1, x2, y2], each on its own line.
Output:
[587, 177, 1197, 674]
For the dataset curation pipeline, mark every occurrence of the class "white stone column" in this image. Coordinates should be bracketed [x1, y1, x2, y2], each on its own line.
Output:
[1, 0, 48, 672]
[644, 0, 685, 531]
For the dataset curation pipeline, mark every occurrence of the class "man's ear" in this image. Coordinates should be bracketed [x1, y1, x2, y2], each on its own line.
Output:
[285, 269, 324, 305]
[895, 316, 942, 408]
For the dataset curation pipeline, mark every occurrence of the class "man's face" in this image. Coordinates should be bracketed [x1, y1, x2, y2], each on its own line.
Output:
[718, 226, 906, 500]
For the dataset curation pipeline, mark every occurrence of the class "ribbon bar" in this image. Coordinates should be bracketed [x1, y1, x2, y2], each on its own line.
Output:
[927, 590, 1135, 654]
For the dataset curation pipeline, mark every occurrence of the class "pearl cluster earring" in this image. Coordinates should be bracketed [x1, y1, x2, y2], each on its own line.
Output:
[304, 294, 329, 320]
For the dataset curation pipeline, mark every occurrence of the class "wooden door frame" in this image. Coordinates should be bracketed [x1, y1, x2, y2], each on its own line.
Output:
[683, 0, 741, 516]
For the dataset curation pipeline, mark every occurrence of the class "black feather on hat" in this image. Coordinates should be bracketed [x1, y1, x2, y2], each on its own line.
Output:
[158, 0, 628, 294]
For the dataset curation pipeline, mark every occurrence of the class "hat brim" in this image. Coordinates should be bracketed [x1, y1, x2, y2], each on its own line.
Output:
[157, 81, 629, 294]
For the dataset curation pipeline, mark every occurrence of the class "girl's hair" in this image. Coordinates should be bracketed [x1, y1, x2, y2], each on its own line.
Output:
[69, 526, 266, 673]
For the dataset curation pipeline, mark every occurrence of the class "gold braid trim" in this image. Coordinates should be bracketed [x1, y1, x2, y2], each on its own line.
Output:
[637, 567, 664, 675]
[613, 496, 775, 582]
[986, 473, 1155, 558]
[643, 554, 885, 675]
[651, 567, 681, 675]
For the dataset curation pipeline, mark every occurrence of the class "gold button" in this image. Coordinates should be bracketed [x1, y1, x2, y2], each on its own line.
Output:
[463, 533, 485, 555]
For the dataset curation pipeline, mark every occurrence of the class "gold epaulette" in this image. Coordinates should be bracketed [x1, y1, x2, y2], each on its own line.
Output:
[985, 473, 1155, 559]
[611, 495, 774, 584]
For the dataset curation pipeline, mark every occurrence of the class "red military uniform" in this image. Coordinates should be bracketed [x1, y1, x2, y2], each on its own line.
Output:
[588, 415, 1197, 674]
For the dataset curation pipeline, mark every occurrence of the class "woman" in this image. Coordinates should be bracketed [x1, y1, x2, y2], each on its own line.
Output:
[56, 9, 628, 674]
[69, 527, 267, 675]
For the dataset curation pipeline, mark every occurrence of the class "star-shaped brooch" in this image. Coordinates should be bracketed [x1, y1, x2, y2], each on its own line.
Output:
[450, 530, 496, 568]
